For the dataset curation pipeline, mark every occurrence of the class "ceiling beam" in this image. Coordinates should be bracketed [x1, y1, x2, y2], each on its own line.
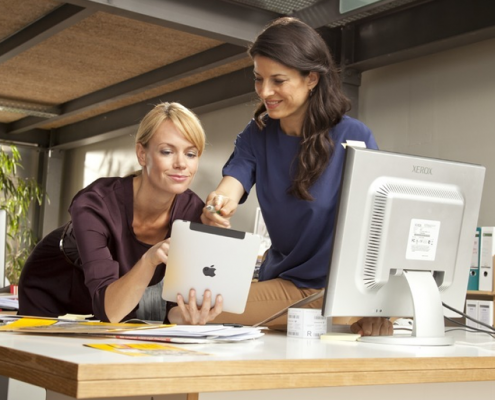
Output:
[342, 0, 495, 71]
[0, 127, 50, 148]
[63, 0, 279, 46]
[0, 4, 95, 65]
[7, 43, 249, 135]
[48, 67, 256, 149]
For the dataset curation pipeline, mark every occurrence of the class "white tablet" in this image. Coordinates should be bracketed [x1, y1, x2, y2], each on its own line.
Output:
[162, 220, 261, 314]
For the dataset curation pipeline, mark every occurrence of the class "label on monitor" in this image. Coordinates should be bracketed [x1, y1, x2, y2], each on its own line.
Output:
[406, 219, 440, 261]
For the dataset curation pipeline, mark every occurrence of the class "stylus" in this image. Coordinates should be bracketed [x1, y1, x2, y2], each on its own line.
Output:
[205, 204, 222, 214]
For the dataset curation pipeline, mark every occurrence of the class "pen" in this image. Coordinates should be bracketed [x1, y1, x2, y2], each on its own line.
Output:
[205, 204, 222, 215]
[207, 323, 243, 328]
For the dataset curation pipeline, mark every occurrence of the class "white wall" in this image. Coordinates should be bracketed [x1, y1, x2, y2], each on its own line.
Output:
[359, 37, 495, 226]
[61, 101, 259, 232]
[60, 130, 138, 223]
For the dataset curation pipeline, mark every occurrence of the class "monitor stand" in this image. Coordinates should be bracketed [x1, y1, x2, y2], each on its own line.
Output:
[359, 270, 454, 346]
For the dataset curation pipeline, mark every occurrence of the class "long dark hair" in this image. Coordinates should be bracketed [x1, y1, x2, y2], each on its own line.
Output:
[249, 17, 351, 200]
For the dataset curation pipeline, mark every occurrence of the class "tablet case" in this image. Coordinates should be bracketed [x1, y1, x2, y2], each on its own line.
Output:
[162, 220, 261, 314]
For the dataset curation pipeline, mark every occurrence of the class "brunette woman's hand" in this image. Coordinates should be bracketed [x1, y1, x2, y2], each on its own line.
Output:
[350, 317, 393, 336]
[168, 289, 223, 325]
[201, 192, 237, 228]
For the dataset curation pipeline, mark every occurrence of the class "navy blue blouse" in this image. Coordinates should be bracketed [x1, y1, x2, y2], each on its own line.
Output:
[223, 116, 378, 289]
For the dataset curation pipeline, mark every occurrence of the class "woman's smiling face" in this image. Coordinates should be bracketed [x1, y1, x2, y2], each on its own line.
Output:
[253, 55, 317, 136]
[137, 119, 199, 195]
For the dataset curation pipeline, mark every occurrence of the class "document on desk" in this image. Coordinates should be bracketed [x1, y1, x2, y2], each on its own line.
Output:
[115, 325, 265, 343]
[0, 317, 264, 343]
[0, 296, 18, 310]
[0, 317, 166, 333]
[84, 343, 211, 357]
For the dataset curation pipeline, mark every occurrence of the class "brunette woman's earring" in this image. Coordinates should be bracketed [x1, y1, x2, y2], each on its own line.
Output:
[309, 88, 313, 97]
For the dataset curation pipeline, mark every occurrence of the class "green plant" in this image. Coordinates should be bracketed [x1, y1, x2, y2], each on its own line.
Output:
[0, 144, 44, 285]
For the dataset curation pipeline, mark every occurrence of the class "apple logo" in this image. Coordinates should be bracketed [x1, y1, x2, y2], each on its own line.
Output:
[203, 265, 216, 277]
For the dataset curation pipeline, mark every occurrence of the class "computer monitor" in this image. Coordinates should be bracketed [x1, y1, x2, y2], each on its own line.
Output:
[322, 147, 485, 346]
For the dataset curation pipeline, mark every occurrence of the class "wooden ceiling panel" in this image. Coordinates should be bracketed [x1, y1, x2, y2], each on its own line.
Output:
[0, 0, 60, 41]
[0, 11, 222, 105]
[0, 110, 24, 123]
[40, 57, 253, 129]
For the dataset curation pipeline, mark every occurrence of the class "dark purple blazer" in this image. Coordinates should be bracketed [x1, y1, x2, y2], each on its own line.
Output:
[18, 175, 204, 321]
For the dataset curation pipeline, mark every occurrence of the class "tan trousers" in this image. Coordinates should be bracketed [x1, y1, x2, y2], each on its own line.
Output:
[212, 278, 325, 330]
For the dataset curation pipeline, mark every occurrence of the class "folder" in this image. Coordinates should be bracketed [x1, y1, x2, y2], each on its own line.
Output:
[479, 227, 495, 292]
[468, 228, 481, 290]
[465, 299, 479, 329]
[478, 300, 494, 328]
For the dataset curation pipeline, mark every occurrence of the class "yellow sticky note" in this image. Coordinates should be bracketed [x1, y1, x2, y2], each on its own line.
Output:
[320, 332, 361, 342]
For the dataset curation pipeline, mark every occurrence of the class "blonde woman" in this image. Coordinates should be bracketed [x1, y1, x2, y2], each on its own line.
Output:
[19, 102, 222, 324]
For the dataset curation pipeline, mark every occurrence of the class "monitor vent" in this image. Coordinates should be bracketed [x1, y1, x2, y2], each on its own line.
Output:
[363, 190, 387, 290]
[362, 181, 463, 291]
[376, 183, 463, 201]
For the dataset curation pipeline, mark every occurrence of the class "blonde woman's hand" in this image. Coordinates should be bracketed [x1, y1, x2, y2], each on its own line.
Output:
[169, 289, 223, 325]
[142, 238, 170, 268]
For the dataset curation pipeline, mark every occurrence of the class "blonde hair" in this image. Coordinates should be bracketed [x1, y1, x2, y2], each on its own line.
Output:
[135, 102, 206, 156]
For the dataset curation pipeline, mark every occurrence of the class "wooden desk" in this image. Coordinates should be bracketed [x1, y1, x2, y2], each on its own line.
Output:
[0, 329, 495, 400]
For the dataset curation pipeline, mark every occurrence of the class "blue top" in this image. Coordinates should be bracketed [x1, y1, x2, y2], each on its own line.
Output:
[223, 116, 378, 289]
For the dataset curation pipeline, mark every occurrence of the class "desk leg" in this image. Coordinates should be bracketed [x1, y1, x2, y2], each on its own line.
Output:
[0, 377, 45, 400]
[0, 376, 8, 400]
[46, 391, 193, 400]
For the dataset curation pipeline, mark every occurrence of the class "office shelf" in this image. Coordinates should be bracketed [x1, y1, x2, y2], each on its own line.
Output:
[467, 291, 495, 296]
